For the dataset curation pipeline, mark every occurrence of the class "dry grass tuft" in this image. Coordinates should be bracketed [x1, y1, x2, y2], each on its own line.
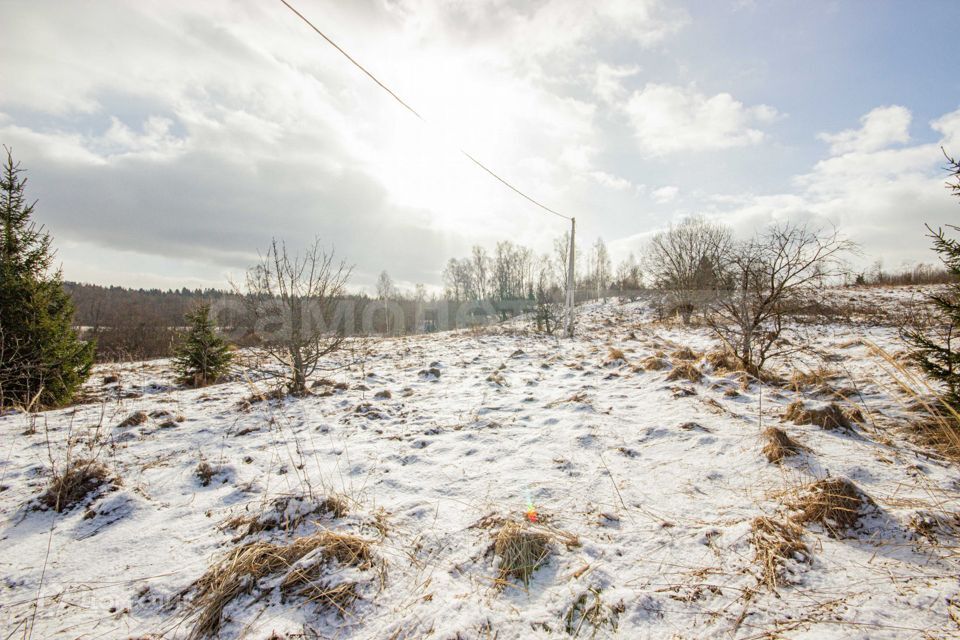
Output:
[671, 346, 701, 361]
[704, 349, 741, 373]
[666, 362, 703, 383]
[789, 477, 876, 536]
[195, 460, 217, 487]
[751, 516, 810, 589]
[224, 494, 349, 539]
[639, 355, 668, 371]
[40, 459, 116, 512]
[761, 427, 810, 463]
[782, 400, 860, 431]
[187, 531, 373, 639]
[118, 410, 148, 428]
[493, 521, 551, 588]
[787, 367, 837, 393]
[603, 347, 627, 366]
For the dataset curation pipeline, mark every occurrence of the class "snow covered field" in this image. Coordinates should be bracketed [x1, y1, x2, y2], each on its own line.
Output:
[1, 290, 958, 639]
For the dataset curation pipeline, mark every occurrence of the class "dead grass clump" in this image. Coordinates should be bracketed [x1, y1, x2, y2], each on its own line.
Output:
[751, 516, 810, 589]
[666, 362, 703, 383]
[789, 477, 876, 536]
[225, 495, 349, 539]
[704, 349, 741, 373]
[639, 356, 668, 371]
[188, 530, 373, 638]
[787, 367, 837, 393]
[237, 388, 286, 410]
[493, 521, 551, 587]
[40, 459, 116, 512]
[762, 427, 810, 463]
[118, 411, 148, 428]
[782, 400, 859, 431]
[670, 346, 700, 361]
[603, 347, 626, 367]
[195, 460, 217, 487]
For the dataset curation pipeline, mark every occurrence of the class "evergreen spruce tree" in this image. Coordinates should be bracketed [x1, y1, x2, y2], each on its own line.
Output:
[903, 150, 960, 404]
[0, 147, 94, 409]
[173, 303, 233, 387]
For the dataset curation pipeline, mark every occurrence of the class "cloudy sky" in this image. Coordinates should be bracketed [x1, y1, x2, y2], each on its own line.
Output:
[1, 0, 958, 292]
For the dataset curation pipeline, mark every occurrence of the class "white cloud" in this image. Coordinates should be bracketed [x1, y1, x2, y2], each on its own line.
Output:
[652, 185, 679, 203]
[593, 63, 640, 104]
[623, 84, 780, 154]
[817, 105, 912, 155]
[706, 106, 960, 268]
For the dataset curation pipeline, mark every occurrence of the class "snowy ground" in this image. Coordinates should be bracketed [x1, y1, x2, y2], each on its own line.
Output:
[1, 289, 959, 639]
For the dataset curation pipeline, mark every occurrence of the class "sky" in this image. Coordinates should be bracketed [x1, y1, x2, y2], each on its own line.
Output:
[1, 0, 958, 292]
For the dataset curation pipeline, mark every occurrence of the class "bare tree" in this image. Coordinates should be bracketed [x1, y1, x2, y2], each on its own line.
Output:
[240, 238, 351, 395]
[470, 245, 491, 301]
[615, 253, 643, 296]
[708, 223, 854, 375]
[645, 216, 732, 324]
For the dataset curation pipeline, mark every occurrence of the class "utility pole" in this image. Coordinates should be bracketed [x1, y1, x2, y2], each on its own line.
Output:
[565, 217, 576, 338]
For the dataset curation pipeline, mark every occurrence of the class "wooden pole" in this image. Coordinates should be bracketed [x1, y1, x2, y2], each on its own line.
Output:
[565, 217, 576, 338]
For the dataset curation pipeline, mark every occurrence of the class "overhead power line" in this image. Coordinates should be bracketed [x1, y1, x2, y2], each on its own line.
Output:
[277, 0, 572, 222]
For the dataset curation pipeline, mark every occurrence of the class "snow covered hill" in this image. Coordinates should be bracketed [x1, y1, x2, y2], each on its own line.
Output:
[1, 293, 958, 639]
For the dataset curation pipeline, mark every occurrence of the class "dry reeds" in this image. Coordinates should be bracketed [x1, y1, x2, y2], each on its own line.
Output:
[187, 530, 372, 639]
[864, 339, 960, 461]
[666, 362, 703, 383]
[751, 516, 810, 589]
[789, 477, 875, 536]
[493, 521, 551, 587]
[761, 427, 810, 463]
[782, 400, 860, 432]
[40, 458, 115, 512]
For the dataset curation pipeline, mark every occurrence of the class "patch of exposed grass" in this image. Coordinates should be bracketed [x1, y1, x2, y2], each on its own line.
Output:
[783, 400, 861, 432]
[666, 362, 703, 383]
[187, 530, 373, 639]
[223, 494, 349, 539]
[761, 427, 810, 463]
[40, 458, 116, 513]
[789, 477, 876, 536]
[493, 521, 551, 588]
[751, 516, 810, 590]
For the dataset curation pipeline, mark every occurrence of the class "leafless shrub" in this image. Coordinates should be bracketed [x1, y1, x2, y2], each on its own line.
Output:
[237, 238, 351, 396]
[708, 224, 855, 374]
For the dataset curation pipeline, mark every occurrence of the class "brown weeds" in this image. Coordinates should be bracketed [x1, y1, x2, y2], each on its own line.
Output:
[762, 427, 810, 463]
[789, 477, 875, 536]
[666, 362, 703, 383]
[493, 521, 551, 588]
[783, 400, 860, 432]
[751, 516, 810, 589]
[40, 458, 115, 512]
